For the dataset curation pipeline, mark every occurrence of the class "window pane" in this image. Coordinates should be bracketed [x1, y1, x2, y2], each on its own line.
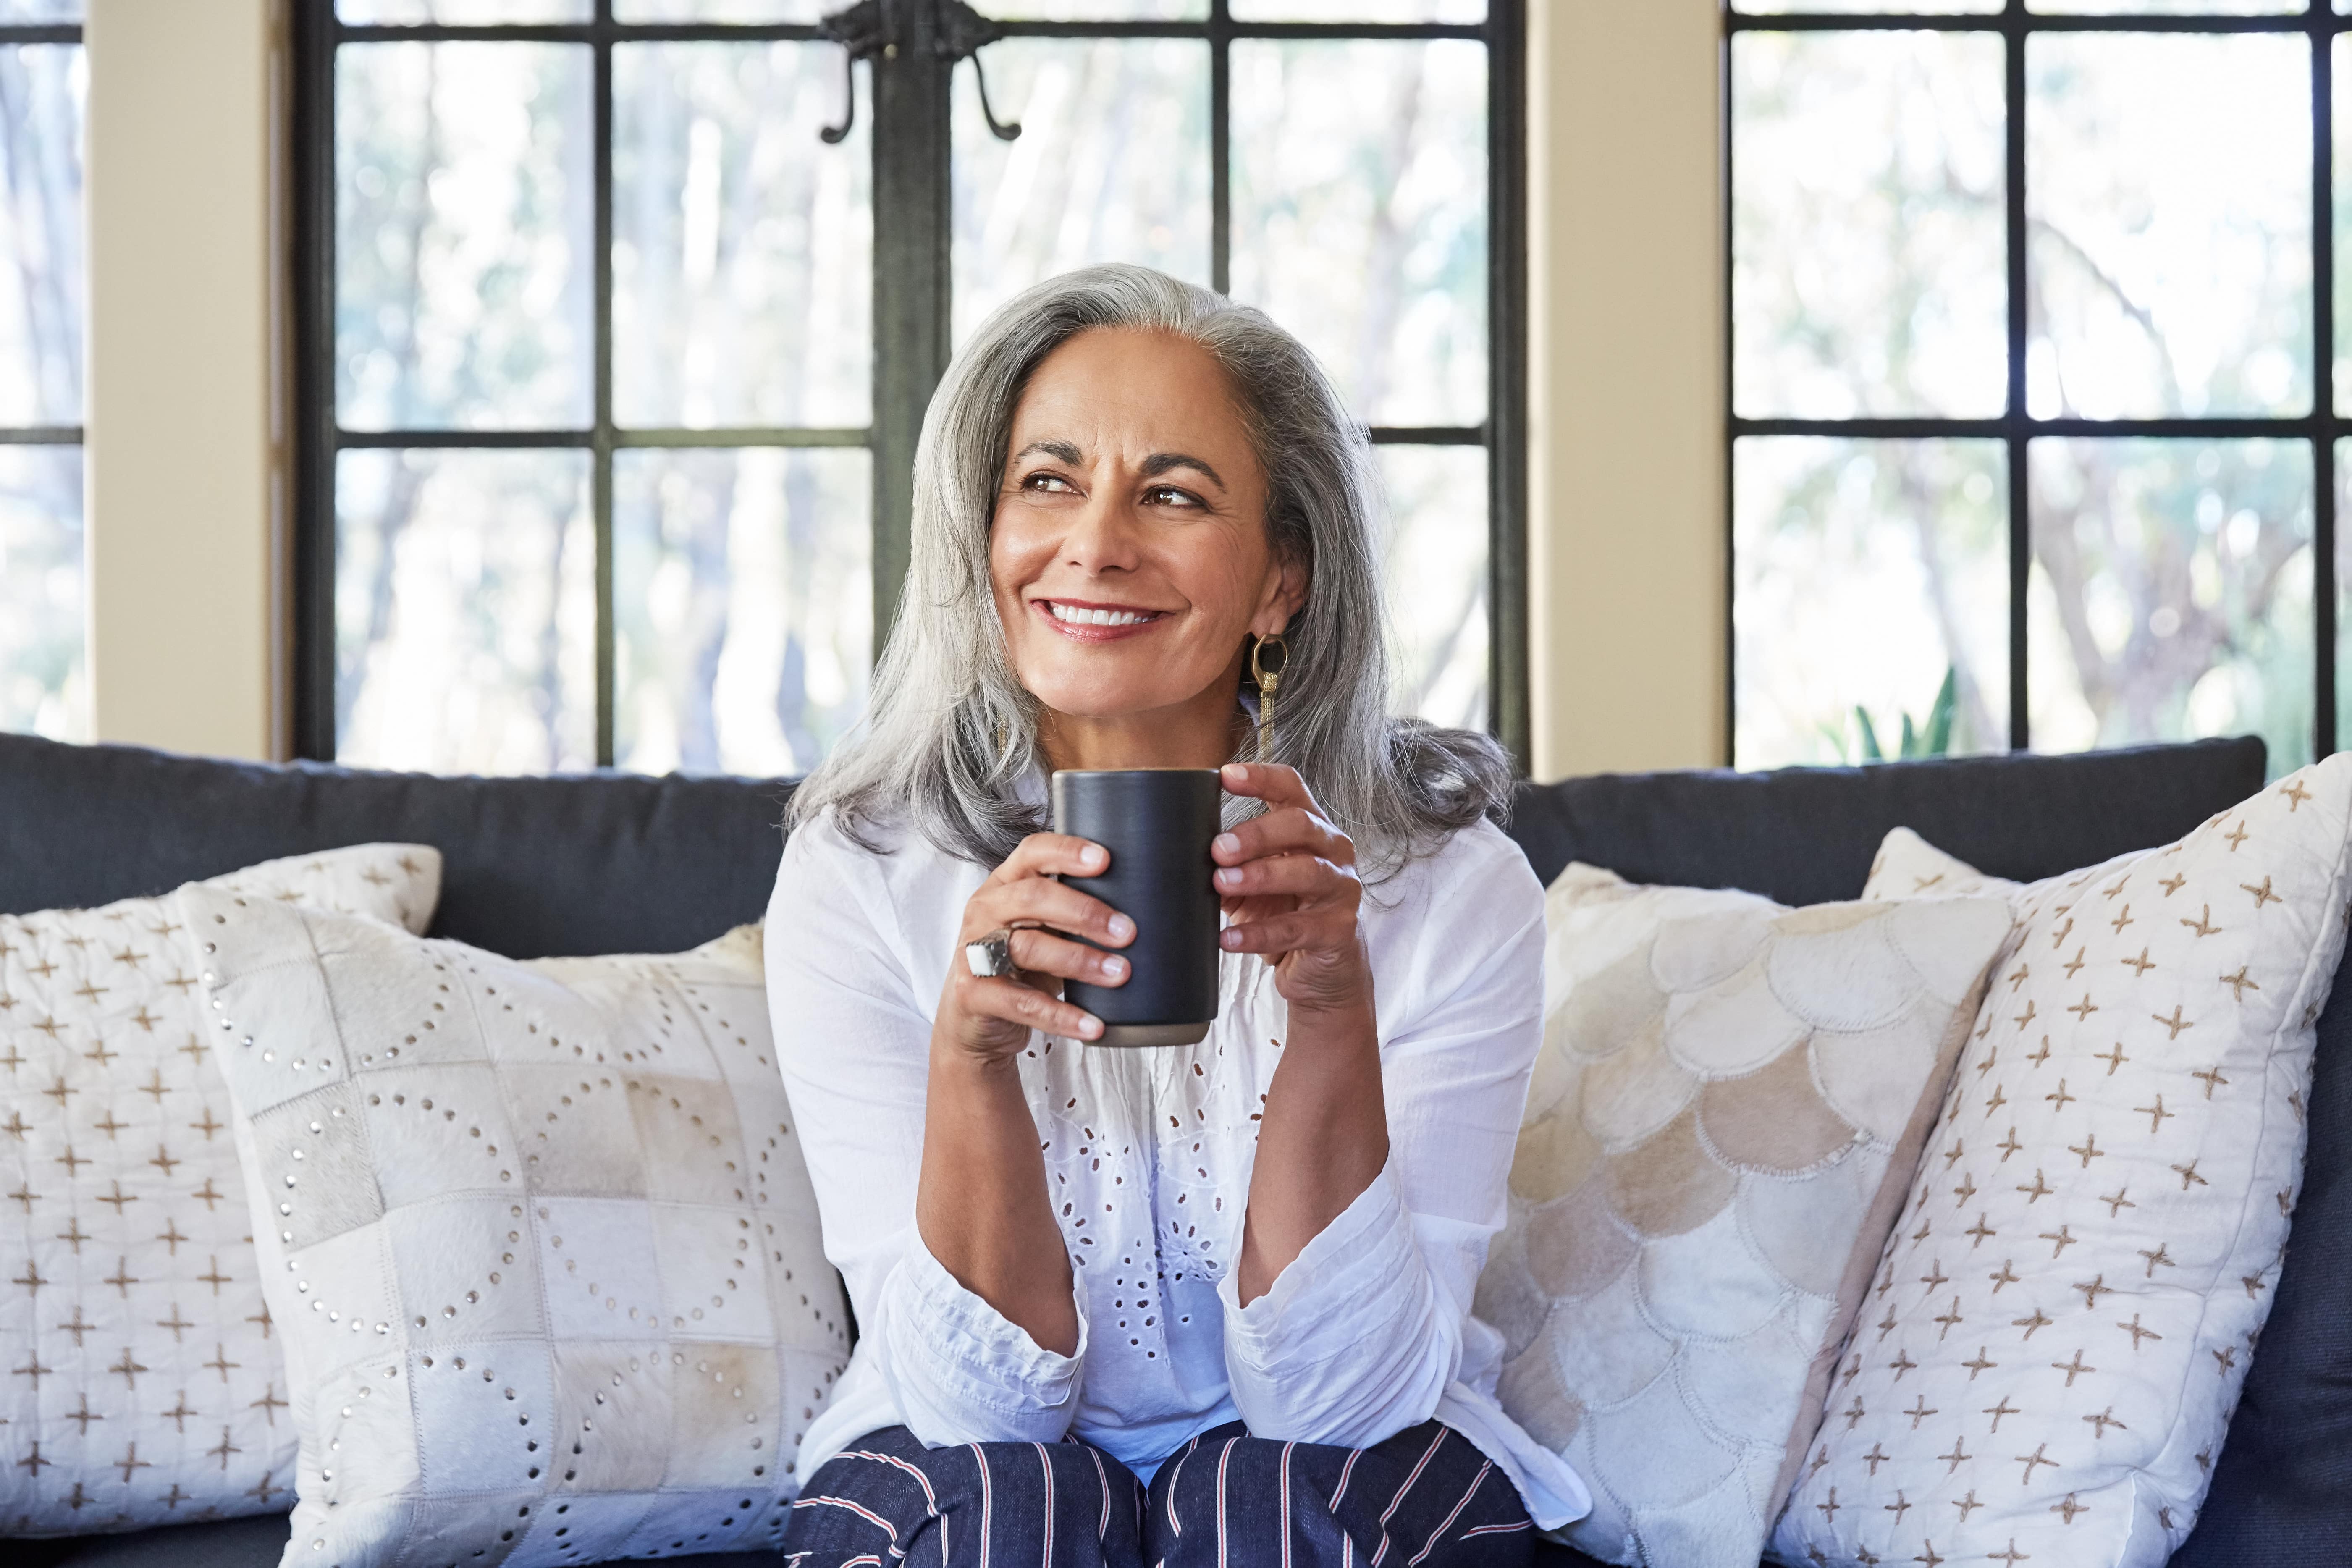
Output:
[0, 45, 83, 426]
[1732, 31, 2004, 420]
[337, 43, 593, 431]
[1378, 444, 1487, 730]
[1734, 438, 2009, 769]
[1738, 0, 1998, 11]
[336, 448, 596, 773]
[1230, 1, 1480, 19]
[2027, 439, 2312, 775]
[614, 43, 871, 429]
[1231, 39, 1486, 428]
[2027, 35, 2310, 419]
[614, 446, 871, 777]
[0, 3, 80, 17]
[977, 1, 1205, 18]
[2035, 0, 2295, 13]
[2334, 38, 2352, 411]
[0, 444, 83, 740]
[614, 1, 825, 19]
[338, 1, 590, 19]
[952, 39, 1211, 341]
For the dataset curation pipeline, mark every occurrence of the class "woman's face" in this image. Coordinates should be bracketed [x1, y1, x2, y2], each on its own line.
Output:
[989, 327, 1305, 727]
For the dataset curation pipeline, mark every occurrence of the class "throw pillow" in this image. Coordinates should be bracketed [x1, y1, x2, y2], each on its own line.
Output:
[1474, 863, 2011, 1568]
[1773, 759, 2352, 1568]
[0, 845, 441, 1535]
[183, 891, 851, 1568]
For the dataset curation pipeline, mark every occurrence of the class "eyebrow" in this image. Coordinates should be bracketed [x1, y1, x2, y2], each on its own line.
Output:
[1009, 441, 1229, 494]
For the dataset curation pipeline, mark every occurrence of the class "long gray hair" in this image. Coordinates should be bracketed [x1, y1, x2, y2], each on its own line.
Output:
[789, 263, 1509, 879]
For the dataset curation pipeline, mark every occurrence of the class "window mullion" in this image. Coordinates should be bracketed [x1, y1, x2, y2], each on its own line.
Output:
[870, 0, 958, 661]
[2315, 17, 2336, 759]
[593, 7, 617, 769]
[2006, 4, 2031, 753]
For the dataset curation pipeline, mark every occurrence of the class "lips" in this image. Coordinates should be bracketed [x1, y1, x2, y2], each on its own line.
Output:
[1031, 599, 1173, 641]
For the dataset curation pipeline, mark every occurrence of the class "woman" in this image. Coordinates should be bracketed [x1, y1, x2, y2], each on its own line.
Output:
[766, 264, 1589, 1566]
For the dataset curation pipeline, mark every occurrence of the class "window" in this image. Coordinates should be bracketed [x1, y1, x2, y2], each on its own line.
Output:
[294, 0, 1525, 776]
[1728, 2, 2340, 778]
[0, 2, 84, 742]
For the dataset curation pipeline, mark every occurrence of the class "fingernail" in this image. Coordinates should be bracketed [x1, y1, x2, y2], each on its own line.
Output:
[1081, 844, 1107, 868]
[1214, 833, 1241, 857]
[1078, 1015, 1102, 1039]
[1103, 956, 1127, 979]
[1107, 914, 1135, 942]
[1214, 867, 1243, 889]
[1221, 928, 1243, 950]
[1221, 763, 1246, 779]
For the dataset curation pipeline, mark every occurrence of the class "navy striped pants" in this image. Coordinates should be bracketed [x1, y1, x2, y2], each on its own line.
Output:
[782, 1419, 1535, 1568]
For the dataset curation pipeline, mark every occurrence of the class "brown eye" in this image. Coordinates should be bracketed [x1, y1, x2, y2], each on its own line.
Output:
[1145, 485, 1203, 509]
[1025, 472, 1075, 493]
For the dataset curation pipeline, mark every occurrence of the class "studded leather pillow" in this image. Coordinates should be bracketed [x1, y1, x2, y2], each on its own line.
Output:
[1474, 863, 2010, 1568]
[0, 845, 440, 1536]
[1774, 760, 2352, 1567]
[180, 890, 850, 1568]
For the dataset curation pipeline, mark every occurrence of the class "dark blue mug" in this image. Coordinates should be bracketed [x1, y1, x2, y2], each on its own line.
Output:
[1052, 768, 1224, 1047]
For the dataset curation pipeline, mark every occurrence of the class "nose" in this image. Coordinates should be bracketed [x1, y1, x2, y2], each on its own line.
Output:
[1060, 482, 1144, 574]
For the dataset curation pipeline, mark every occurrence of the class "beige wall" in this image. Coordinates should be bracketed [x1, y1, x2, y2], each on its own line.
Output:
[85, 0, 286, 761]
[71, 2, 1727, 776]
[1526, 0, 1725, 780]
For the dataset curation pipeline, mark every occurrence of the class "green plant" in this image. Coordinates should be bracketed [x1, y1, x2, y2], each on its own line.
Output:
[1848, 666, 1959, 764]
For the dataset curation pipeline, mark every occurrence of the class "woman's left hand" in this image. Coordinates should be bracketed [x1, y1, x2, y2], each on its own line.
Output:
[1213, 762, 1371, 1018]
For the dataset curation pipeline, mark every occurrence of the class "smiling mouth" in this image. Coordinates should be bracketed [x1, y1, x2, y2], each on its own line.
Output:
[1037, 599, 1170, 628]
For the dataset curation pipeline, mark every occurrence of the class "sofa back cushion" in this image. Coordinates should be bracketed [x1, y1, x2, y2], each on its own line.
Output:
[0, 734, 794, 960]
[1506, 739, 2268, 905]
[3, 734, 2268, 963]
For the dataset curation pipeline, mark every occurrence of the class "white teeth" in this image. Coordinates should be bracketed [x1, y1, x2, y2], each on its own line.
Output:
[1050, 603, 1150, 627]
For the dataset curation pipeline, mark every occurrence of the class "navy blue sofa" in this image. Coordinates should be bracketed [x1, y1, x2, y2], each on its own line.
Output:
[0, 731, 2328, 1568]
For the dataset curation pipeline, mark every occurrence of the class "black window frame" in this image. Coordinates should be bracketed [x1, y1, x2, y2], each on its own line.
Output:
[289, 0, 1530, 772]
[1724, 0, 2349, 768]
[0, 13, 82, 457]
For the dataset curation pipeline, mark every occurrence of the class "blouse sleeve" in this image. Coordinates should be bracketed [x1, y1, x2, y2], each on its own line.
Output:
[765, 819, 1089, 1447]
[1214, 824, 1545, 1449]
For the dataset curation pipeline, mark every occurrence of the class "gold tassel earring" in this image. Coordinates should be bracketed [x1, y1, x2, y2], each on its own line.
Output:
[1250, 634, 1289, 763]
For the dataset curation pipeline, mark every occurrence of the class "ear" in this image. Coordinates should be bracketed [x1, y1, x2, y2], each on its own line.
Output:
[1249, 553, 1310, 640]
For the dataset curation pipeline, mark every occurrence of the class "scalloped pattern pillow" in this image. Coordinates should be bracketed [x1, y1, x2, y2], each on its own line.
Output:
[1775, 760, 2352, 1568]
[0, 845, 441, 1536]
[1473, 864, 2009, 1568]
[181, 889, 850, 1568]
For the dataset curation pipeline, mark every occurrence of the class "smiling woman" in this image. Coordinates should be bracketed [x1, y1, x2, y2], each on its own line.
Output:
[764, 264, 1585, 1567]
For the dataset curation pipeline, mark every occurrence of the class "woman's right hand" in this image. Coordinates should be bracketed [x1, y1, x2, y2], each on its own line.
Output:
[938, 833, 1134, 1061]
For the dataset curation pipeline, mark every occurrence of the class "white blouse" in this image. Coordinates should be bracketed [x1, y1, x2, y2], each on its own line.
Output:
[763, 802, 1593, 1531]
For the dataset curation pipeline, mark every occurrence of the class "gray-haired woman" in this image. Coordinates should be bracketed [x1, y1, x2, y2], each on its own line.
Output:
[766, 264, 1590, 1567]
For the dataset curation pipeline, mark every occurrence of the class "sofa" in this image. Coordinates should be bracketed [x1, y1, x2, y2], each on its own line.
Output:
[2, 728, 2334, 1568]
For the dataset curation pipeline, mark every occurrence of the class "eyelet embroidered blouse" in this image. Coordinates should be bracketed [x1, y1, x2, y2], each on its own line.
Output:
[763, 808, 1593, 1531]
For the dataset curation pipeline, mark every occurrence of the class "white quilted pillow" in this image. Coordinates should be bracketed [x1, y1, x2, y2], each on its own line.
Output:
[183, 892, 850, 1568]
[0, 846, 441, 1535]
[1775, 760, 2352, 1566]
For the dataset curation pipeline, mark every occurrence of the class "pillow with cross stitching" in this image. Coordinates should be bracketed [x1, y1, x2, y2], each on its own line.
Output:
[181, 889, 852, 1568]
[1772, 758, 2352, 1568]
[0, 845, 440, 1535]
[1472, 862, 2011, 1568]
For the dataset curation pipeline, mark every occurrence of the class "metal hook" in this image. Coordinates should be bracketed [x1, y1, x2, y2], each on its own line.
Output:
[968, 50, 1022, 143]
[817, 0, 887, 146]
[935, 0, 1022, 142]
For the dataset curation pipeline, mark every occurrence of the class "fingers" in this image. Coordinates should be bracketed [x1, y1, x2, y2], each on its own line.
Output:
[956, 973, 1105, 1042]
[1211, 804, 1354, 873]
[1214, 853, 1353, 903]
[1219, 909, 1337, 957]
[968, 876, 1134, 951]
[994, 831, 1110, 884]
[1004, 927, 1129, 989]
[1219, 761, 1319, 814]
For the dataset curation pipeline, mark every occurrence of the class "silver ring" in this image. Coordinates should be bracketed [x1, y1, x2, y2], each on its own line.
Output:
[965, 928, 1017, 979]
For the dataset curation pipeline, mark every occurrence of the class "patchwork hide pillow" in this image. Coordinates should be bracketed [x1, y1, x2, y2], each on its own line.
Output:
[0, 846, 441, 1535]
[181, 890, 851, 1568]
[1773, 758, 2352, 1568]
[1472, 863, 2011, 1568]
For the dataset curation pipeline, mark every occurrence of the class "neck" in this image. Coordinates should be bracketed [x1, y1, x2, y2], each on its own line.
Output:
[1036, 674, 1249, 774]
